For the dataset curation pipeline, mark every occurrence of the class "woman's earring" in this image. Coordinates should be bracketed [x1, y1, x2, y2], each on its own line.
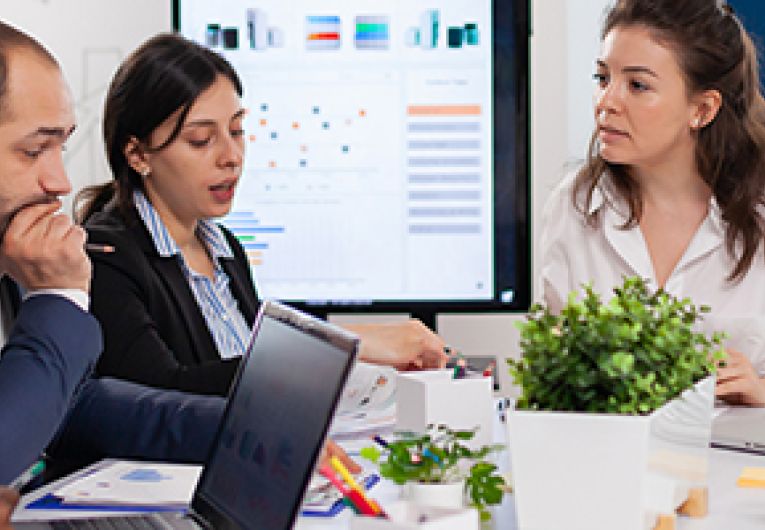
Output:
[141, 167, 151, 177]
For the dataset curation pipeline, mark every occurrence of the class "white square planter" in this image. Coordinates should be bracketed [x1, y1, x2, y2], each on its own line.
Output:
[396, 370, 494, 449]
[508, 377, 715, 530]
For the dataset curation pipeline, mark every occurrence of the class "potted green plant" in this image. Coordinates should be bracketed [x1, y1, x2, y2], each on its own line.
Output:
[507, 276, 723, 530]
[360, 424, 505, 521]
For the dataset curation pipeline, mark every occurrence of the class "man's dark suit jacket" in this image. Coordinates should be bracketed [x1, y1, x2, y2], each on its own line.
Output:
[0, 278, 225, 483]
[84, 206, 260, 397]
[0, 286, 101, 483]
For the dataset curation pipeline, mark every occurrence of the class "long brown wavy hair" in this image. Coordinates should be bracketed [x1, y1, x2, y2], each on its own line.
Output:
[574, 0, 765, 281]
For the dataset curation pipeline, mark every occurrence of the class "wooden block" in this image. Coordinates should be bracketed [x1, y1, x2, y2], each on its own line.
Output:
[677, 487, 708, 518]
[737, 467, 765, 488]
[653, 513, 676, 530]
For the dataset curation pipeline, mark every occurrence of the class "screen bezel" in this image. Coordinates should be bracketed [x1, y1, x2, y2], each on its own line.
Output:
[172, 0, 531, 325]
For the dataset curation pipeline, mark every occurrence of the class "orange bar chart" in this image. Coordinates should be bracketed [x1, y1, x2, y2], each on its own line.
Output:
[406, 102, 483, 236]
[407, 104, 482, 116]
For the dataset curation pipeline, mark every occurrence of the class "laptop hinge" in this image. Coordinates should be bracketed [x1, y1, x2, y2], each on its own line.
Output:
[187, 510, 213, 530]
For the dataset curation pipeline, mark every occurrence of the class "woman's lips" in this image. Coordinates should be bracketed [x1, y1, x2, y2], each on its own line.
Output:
[209, 180, 237, 202]
[598, 125, 630, 142]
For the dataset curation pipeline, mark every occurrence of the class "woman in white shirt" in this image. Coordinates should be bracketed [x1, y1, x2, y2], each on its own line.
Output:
[540, 0, 765, 406]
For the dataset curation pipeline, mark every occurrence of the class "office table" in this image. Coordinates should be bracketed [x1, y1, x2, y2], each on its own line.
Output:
[295, 446, 765, 530]
[13, 412, 765, 529]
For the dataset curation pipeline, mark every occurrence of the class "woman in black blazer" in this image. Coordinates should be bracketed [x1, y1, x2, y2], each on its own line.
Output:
[83, 204, 255, 395]
[77, 34, 446, 397]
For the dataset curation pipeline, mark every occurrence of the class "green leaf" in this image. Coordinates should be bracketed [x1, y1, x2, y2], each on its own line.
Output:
[358, 424, 505, 520]
[453, 430, 476, 440]
[512, 276, 719, 413]
[359, 446, 381, 463]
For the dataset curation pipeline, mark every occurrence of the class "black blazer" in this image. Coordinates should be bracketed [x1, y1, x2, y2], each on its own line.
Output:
[84, 206, 260, 396]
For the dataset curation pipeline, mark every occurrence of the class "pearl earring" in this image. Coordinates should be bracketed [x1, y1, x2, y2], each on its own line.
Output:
[141, 167, 151, 177]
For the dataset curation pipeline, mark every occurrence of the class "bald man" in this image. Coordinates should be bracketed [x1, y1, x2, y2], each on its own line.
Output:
[0, 21, 225, 486]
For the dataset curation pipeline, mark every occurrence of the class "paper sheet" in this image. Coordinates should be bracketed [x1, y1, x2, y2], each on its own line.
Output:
[54, 461, 202, 506]
[336, 362, 397, 415]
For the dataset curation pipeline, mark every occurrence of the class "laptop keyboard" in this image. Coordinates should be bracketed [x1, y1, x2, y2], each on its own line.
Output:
[50, 515, 173, 530]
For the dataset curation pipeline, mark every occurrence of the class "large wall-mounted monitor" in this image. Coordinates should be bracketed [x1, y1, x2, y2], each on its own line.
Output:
[730, 1, 765, 90]
[173, 0, 530, 324]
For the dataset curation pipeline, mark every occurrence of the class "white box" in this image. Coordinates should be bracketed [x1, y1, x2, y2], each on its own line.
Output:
[396, 370, 494, 448]
[350, 501, 479, 530]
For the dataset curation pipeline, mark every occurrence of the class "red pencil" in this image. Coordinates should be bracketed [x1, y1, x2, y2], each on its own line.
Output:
[319, 465, 382, 517]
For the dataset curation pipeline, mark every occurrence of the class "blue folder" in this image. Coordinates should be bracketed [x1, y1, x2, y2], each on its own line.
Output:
[26, 473, 380, 518]
[26, 493, 186, 513]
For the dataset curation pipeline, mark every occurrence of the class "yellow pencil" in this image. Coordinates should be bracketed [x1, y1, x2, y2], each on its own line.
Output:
[329, 457, 384, 515]
[329, 456, 363, 491]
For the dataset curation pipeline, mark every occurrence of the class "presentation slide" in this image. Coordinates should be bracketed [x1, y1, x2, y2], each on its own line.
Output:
[179, 0, 500, 304]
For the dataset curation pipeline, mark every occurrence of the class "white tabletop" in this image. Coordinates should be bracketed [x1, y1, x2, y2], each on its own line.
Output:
[294, 447, 765, 530]
[13, 414, 765, 529]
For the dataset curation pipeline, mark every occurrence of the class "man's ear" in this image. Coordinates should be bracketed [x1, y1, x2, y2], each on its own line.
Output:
[123, 137, 151, 176]
[691, 89, 722, 129]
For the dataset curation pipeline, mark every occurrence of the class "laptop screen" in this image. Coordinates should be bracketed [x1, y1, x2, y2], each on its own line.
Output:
[192, 301, 358, 529]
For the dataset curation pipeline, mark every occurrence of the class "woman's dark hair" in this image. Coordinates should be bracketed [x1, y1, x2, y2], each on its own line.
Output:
[75, 32, 242, 223]
[574, 0, 765, 281]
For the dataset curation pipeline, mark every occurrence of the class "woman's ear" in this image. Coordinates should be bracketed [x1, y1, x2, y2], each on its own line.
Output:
[123, 137, 152, 177]
[691, 89, 722, 129]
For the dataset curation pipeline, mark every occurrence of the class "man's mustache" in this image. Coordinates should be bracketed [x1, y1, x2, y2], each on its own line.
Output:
[0, 195, 60, 242]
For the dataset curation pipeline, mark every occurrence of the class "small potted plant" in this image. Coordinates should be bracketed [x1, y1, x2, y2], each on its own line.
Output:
[507, 276, 724, 530]
[360, 424, 505, 521]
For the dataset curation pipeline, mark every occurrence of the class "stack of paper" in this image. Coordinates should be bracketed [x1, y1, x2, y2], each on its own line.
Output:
[54, 461, 202, 507]
[330, 404, 396, 442]
[336, 362, 397, 415]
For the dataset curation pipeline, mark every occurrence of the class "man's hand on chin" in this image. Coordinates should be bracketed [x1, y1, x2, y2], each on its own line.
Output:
[0, 201, 91, 294]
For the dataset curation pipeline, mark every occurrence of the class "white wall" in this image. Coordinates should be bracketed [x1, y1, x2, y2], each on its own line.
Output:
[0, 0, 612, 395]
[566, 1, 610, 164]
[1, 1, 171, 214]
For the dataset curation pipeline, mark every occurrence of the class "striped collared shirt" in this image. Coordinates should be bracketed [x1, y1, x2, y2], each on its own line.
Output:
[134, 190, 251, 360]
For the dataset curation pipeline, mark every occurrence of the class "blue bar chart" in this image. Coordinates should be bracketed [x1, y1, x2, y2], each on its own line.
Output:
[221, 211, 285, 267]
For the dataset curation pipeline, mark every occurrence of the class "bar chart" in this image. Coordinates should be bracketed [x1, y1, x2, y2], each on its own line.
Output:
[220, 211, 285, 268]
[406, 104, 484, 237]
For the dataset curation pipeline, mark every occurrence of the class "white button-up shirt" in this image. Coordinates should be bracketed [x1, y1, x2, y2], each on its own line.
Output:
[540, 172, 765, 371]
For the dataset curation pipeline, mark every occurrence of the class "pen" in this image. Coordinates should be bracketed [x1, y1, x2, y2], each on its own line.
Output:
[329, 456, 364, 493]
[453, 357, 467, 379]
[9, 459, 45, 491]
[85, 243, 116, 253]
[328, 458, 384, 517]
[483, 361, 496, 378]
[342, 497, 361, 515]
[346, 488, 379, 516]
[422, 448, 442, 465]
[319, 464, 351, 495]
[319, 465, 368, 515]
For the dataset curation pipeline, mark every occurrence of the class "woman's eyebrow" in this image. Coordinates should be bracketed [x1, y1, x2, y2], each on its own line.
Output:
[183, 110, 246, 128]
[182, 120, 216, 129]
[622, 65, 659, 78]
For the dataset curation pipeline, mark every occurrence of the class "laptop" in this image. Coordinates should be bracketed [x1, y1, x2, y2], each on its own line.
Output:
[711, 406, 765, 454]
[17, 300, 359, 530]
